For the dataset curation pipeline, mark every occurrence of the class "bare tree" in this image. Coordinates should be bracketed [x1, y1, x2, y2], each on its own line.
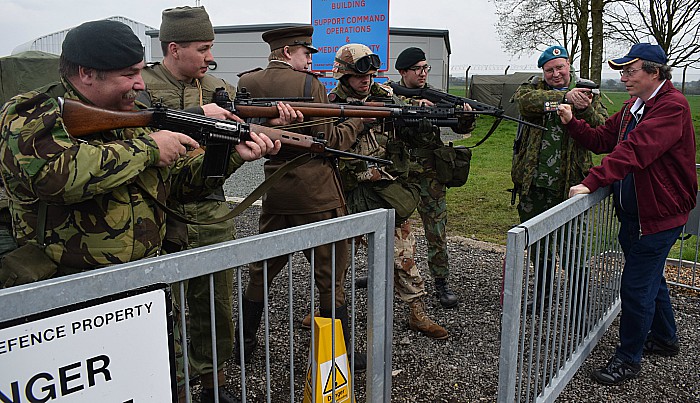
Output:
[492, 0, 607, 81]
[605, 0, 700, 70]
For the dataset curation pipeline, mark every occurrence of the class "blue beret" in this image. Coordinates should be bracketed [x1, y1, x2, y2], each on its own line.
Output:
[608, 43, 668, 69]
[538, 45, 568, 68]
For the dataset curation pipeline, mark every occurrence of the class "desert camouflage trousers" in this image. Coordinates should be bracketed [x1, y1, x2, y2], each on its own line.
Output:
[172, 200, 237, 387]
[416, 173, 449, 279]
[394, 220, 427, 302]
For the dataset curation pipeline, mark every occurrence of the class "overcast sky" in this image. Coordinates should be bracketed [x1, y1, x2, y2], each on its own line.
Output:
[1, 0, 697, 80]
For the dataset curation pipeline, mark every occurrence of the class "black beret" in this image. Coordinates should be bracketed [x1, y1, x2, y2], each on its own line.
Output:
[62, 20, 144, 70]
[395, 47, 426, 70]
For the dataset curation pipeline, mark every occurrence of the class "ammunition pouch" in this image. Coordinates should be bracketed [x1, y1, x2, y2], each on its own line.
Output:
[433, 145, 472, 187]
[0, 242, 57, 288]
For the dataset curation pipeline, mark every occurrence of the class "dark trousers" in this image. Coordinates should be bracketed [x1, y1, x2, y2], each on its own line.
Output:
[616, 216, 681, 364]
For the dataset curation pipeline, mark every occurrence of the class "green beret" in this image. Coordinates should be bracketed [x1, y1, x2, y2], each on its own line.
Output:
[160, 6, 215, 43]
[62, 20, 144, 70]
[262, 25, 318, 53]
[538, 45, 568, 68]
[395, 47, 426, 70]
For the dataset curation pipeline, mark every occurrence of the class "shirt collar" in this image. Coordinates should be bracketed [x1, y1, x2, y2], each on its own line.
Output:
[632, 79, 666, 119]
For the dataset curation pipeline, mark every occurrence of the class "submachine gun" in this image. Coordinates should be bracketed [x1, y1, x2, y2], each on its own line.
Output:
[58, 98, 392, 178]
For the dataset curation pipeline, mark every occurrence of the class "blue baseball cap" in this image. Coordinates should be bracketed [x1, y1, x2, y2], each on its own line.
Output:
[608, 43, 668, 69]
[538, 45, 568, 68]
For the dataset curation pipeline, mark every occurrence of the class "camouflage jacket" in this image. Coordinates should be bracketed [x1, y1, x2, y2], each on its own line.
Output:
[511, 73, 608, 199]
[0, 80, 245, 271]
[329, 81, 420, 222]
[329, 81, 416, 190]
[394, 79, 477, 151]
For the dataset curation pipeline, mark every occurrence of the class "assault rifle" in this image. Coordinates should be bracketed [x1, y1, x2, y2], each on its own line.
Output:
[58, 98, 391, 178]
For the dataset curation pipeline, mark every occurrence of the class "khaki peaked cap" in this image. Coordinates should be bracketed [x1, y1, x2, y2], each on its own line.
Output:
[262, 25, 318, 53]
[159, 6, 214, 42]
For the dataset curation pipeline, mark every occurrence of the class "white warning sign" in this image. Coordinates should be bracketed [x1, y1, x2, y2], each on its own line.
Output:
[0, 286, 175, 402]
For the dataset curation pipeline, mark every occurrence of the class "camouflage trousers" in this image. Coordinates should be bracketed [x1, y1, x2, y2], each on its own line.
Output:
[172, 200, 237, 387]
[416, 173, 449, 279]
[394, 220, 426, 303]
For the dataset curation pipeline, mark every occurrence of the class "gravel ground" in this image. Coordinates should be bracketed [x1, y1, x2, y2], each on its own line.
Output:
[216, 130, 700, 402]
[195, 203, 700, 403]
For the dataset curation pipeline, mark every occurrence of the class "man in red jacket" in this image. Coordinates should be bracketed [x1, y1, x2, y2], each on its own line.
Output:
[557, 43, 697, 385]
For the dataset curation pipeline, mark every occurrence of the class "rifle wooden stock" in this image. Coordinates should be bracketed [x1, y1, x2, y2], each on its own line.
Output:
[235, 103, 399, 120]
[58, 98, 391, 167]
[59, 98, 155, 136]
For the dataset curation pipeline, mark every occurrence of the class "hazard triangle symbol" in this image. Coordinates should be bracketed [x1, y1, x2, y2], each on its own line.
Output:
[323, 362, 348, 394]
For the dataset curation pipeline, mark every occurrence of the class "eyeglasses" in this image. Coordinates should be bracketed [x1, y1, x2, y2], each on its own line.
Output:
[619, 67, 643, 77]
[543, 64, 567, 75]
[335, 53, 381, 74]
[408, 64, 431, 73]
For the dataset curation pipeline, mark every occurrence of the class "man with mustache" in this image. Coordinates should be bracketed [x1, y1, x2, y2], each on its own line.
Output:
[0, 19, 278, 312]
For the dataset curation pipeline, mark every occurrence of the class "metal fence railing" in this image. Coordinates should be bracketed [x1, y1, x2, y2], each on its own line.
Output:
[498, 187, 624, 402]
[0, 209, 395, 403]
[666, 165, 700, 292]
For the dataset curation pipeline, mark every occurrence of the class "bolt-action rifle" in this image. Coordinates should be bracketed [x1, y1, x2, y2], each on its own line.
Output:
[58, 98, 391, 178]
[213, 88, 546, 132]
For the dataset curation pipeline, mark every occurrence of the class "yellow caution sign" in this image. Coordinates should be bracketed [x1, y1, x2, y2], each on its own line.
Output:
[303, 317, 355, 403]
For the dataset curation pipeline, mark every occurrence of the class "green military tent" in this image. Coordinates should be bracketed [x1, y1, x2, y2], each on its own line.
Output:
[468, 72, 536, 117]
[0, 51, 60, 105]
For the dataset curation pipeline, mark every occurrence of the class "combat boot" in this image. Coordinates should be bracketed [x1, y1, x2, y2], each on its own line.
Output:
[199, 370, 241, 403]
[300, 309, 321, 330]
[320, 304, 367, 373]
[408, 298, 449, 339]
[234, 298, 264, 365]
[435, 278, 459, 308]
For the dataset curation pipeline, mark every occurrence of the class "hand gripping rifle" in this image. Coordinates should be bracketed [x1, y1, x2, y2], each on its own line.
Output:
[58, 98, 391, 178]
[215, 88, 501, 130]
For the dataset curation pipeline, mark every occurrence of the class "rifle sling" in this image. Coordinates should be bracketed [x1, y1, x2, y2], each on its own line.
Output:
[467, 116, 502, 149]
[137, 153, 314, 226]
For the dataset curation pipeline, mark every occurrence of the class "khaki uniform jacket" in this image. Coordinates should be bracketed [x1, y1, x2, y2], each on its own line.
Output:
[237, 61, 363, 214]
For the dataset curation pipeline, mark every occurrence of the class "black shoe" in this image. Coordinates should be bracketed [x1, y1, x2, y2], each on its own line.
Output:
[643, 334, 679, 357]
[349, 351, 367, 374]
[591, 355, 640, 385]
[199, 387, 241, 403]
[234, 298, 264, 365]
[355, 276, 368, 289]
[435, 278, 459, 308]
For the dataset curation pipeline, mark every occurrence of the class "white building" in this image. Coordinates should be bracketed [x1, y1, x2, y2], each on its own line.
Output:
[13, 19, 452, 91]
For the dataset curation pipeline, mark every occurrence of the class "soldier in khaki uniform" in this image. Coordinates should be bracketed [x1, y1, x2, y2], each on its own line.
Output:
[236, 26, 368, 372]
[394, 47, 476, 309]
[329, 44, 448, 339]
[511, 45, 607, 309]
[138, 7, 253, 403]
[0, 21, 278, 286]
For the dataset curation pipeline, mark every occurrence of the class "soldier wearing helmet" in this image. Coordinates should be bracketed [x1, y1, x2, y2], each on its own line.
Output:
[328, 44, 449, 340]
